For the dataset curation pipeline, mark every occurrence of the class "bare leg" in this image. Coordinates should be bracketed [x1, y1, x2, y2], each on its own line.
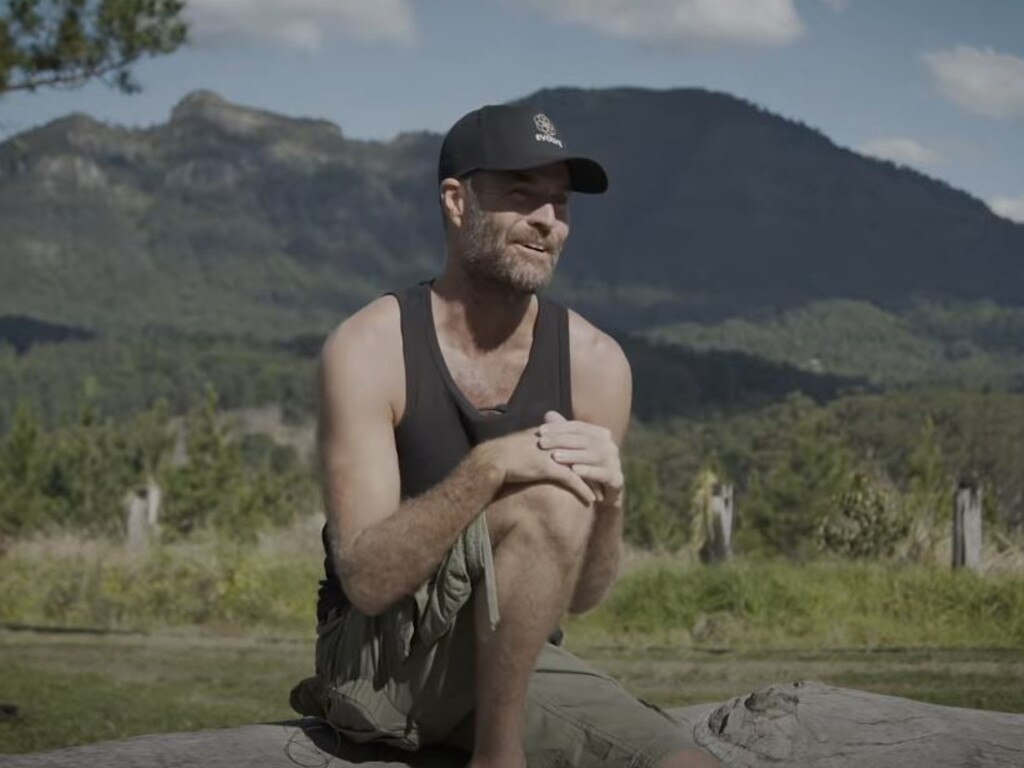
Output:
[468, 482, 594, 768]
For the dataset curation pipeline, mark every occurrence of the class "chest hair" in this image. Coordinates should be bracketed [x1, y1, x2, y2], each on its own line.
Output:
[442, 345, 531, 411]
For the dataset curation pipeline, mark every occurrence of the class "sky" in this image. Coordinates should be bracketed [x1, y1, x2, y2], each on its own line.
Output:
[2, 0, 1023, 223]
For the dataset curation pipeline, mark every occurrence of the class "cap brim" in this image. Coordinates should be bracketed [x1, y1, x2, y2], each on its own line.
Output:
[465, 153, 608, 194]
[565, 157, 608, 195]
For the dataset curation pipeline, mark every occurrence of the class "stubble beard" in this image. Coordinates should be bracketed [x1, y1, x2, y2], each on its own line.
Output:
[459, 188, 563, 295]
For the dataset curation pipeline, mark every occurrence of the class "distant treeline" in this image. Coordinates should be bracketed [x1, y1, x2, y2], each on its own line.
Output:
[0, 386, 317, 541]
[625, 389, 1024, 558]
[3, 299, 1024, 554]
[0, 325, 860, 433]
[3, 368, 1023, 562]
[648, 298, 1024, 386]
[0, 331, 318, 431]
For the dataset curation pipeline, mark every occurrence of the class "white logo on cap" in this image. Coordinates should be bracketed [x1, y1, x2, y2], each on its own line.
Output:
[533, 113, 563, 148]
[534, 113, 556, 136]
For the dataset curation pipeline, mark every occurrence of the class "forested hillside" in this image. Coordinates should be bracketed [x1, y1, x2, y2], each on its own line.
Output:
[3, 87, 1023, 339]
[3, 87, 1023, 554]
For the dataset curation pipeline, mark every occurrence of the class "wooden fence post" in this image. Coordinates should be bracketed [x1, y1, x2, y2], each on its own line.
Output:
[707, 483, 734, 563]
[125, 478, 161, 550]
[952, 482, 982, 571]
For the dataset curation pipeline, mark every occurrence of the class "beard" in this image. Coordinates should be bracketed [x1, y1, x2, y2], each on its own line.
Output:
[458, 187, 564, 295]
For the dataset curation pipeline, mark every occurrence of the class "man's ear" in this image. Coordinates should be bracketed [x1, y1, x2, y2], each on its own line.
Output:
[440, 178, 466, 229]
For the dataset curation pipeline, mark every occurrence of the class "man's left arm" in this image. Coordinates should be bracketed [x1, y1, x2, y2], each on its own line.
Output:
[538, 315, 632, 613]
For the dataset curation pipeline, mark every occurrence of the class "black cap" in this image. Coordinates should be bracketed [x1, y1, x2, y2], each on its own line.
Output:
[438, 104, 608, 194]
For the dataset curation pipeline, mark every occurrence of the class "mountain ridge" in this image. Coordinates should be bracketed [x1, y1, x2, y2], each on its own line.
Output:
[2, 85, 1022, 338]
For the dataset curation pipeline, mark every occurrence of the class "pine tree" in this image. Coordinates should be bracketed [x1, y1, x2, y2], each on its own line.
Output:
[1, 0, 187, 94]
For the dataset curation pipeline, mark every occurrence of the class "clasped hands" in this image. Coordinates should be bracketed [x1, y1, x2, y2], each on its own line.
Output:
[536, 410, 623, 507]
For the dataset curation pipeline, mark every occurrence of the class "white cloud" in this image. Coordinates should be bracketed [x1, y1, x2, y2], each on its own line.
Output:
[186, 0, 415, 51]
[989, 195, 1024, 225]
[857, 137, 941, 169]
[923, 45, 1024, 119]
[530, 0, 804, 47]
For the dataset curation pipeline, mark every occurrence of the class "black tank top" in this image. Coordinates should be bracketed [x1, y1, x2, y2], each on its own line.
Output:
[316, 281, 574, 623]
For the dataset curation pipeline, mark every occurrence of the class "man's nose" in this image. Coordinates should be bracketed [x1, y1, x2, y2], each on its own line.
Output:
[528, 202, 557, 230]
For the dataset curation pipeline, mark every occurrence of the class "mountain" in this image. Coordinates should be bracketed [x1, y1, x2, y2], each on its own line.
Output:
[2, 87, 1023, 339]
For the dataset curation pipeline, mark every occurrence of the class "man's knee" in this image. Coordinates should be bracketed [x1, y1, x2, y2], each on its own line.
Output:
[492, 481, 594, 560]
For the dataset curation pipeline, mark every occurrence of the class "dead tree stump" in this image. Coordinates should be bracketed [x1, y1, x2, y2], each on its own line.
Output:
[687, 680, 1024, 767]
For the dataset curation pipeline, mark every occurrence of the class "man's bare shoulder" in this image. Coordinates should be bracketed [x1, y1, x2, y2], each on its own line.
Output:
[566, 309, 632, 433]
[567, 308, 631, 382]
[322, 295, 400, 361]
[320, 295, 404, 421]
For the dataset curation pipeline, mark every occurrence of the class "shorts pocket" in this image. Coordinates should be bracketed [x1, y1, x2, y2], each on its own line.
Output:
[323, 677, 421, 750]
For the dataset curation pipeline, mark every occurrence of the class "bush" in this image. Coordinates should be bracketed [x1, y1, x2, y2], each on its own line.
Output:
[818, 470, 909, 558]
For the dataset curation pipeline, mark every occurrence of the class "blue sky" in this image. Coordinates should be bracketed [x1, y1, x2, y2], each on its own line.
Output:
[3, 0, 1023, 221]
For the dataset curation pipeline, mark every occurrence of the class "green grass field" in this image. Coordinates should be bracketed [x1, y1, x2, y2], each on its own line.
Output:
[3, 528, 1024, 755]
[3, 630, 1024, 755]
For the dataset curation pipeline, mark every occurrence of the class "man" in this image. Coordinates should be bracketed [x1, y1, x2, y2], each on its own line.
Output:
[291, 104, 720, 768]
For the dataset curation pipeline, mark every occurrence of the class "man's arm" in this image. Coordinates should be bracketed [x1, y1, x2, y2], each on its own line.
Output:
[318, 297, 497, 616]
[546, 313, 632, 614]
[320, 297, 595, 617]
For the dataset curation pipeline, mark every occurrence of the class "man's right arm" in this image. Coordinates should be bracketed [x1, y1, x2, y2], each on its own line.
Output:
[318, 297, 501, 616]
[319, 297, 593, 617]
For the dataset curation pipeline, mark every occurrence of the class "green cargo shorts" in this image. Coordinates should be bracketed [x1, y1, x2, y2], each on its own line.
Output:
[290, 515, 696, 767]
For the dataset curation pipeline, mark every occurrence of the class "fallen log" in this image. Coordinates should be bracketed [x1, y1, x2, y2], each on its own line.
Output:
[5, 681, 1024, 767]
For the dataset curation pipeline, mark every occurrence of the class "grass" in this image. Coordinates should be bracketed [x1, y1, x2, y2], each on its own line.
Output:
[0, 519, 325, 633]
[571, 643, 1024, 712]
[0, 631, 312, 754]
[2, 523, 1024, 753]
[3, 630, 1024, 755]
[5, 522, 1023, 648]
[568, 558, 1024, 649]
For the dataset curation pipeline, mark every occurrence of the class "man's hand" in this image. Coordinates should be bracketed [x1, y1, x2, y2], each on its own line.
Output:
[538, 411, 624, 507]
[482, 426, 598, 505]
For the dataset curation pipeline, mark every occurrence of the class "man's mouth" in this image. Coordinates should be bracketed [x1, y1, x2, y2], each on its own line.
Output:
[517, 242, 547, 253]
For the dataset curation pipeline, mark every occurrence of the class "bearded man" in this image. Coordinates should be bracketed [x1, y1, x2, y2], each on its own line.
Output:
[290, 104, 720, 768]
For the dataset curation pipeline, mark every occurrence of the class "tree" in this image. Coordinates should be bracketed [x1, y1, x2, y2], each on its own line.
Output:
[623, 456, 683, 550]
[744, 405, 855, 558]
[0, 401, 52, 535]
[161, 385, 314, 541]
[0, 0, 187, 95]
[902, 416, 952, 561]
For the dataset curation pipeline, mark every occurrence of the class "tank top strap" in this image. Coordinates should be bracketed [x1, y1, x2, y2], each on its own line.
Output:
[522, 293, 573, 421]
[387, 281, 433, 425]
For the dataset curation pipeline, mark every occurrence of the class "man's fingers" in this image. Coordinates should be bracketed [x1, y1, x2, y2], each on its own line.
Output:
[551, 464, 596, 504]
[544, 410, 567, 424]
[570, 463, 622, 490]
[550, 448, 600, 466]
[539, 419, 611, 441]
[538, 433, 592, 450]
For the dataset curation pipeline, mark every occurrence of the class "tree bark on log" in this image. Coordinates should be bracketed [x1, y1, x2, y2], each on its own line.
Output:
[5, 681, 1024, 767]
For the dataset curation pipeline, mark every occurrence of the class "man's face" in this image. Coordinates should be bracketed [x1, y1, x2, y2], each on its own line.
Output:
[457, 163, 571, 294]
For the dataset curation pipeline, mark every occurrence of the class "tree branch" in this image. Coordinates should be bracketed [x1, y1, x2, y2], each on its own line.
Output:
[3, 54, 136, 93]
